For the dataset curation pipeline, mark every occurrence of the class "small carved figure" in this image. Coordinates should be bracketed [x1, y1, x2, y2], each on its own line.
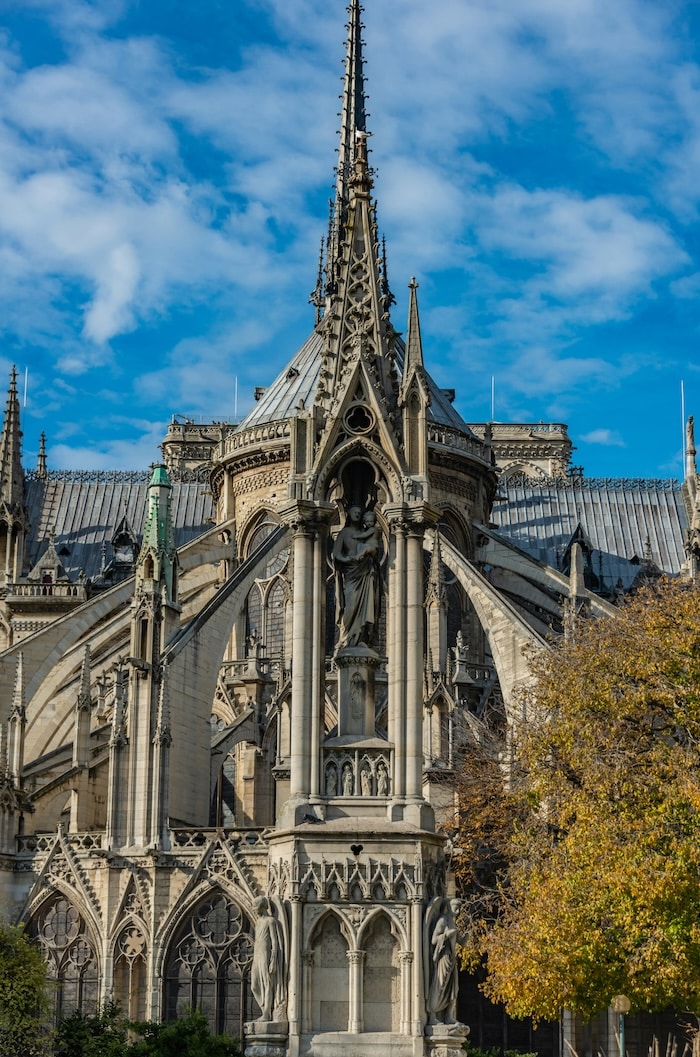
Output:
[342, 763, 354, 796]
[325, 764, 338, 797]
[360, 766, 372, 796]
[251, 896, 287, 1022]
[376, 761, 389, 795]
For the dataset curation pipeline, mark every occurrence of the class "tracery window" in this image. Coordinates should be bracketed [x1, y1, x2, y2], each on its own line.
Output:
[243, 515, 289, 662]
[113, 922, 148, 1022]
[163, 891, 254, 1038]
[28, 894, 100, 1023]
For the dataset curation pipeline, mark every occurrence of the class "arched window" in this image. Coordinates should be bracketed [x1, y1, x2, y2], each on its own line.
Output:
[163, 891, 254, 1039]
[28, 894, 100, 1024]
[113, 922, 147, 1022]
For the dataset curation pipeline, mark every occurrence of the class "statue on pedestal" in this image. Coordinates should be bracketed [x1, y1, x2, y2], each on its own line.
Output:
[251, 896, 287, 1024]
[333, 505, 382, 649]
[423, 897, 466, 1029]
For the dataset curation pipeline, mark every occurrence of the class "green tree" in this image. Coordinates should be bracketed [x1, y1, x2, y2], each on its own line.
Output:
[458, 578, 700, 1020]
[0, 923, 51, 1057]
[54, 1002, 129, 1057]
[129, 1009, 242, 1057]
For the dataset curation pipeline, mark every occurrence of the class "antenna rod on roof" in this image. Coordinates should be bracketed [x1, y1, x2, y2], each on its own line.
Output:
[681, 378, 686, 466]
[491, 376, 495, 422]
[234, 376, 238, 422]
[23, 367, 28, 408]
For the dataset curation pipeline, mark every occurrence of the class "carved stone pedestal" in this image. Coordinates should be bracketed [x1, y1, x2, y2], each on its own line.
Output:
[335, 645, 380, 736]
[425, 1022, 470, 1057]
[244, 1021, 288, 1057]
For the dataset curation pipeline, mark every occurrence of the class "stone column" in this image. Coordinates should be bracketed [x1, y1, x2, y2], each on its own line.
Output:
[310, 523, 328, 800]
[390, 517, 407, 802]
[411, 897, 425, 1035]
[405, 524, 424, 801]
[347, 949, 366, 1033]
[287, 896, 302, 1036]
[289, 520, 314, 799]
[399, 950, 414, 1035]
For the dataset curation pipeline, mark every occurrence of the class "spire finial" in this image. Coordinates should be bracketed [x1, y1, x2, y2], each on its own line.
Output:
[405, 277, 425, 374]
[0, 367, 25, 512]
[337, 1, 367, 210]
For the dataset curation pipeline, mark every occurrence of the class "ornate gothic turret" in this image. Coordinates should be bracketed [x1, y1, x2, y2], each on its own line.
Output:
[0, 368, 29, 584]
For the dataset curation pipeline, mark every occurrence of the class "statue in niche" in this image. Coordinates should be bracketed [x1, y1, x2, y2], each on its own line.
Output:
[376, 761, 389, 795]
[423, 897, 465, 1029]
[342, 762, 354, 796]
[360, 766, 372, 796]
[325, 764, 338, 797]
[251, 896, 287, 1023]
[333, 505, 382, 649]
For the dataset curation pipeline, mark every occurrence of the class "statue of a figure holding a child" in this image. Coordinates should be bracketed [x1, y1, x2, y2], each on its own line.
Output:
[332, 504, 383, 650]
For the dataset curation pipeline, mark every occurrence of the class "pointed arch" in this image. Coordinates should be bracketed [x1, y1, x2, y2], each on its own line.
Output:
[307, 911, 351, 1033]
[160, 886, 255, 1038]
[360, 911, 401, 1032]
[26, 890, 101, 1024]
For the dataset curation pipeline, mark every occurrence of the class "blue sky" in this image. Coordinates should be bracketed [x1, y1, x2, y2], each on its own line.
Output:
[1, 0, 700, 477]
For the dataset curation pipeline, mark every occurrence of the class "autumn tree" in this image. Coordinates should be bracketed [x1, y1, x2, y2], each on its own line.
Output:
[456, 577, 700, 1021]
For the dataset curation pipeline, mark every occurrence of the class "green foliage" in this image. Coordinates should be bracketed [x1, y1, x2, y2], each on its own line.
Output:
[0, 923, 51, 1057]
[129, 1009, 242, 1057]
[464, 579, 700, 1020]
[54, 1002, 129, 1057]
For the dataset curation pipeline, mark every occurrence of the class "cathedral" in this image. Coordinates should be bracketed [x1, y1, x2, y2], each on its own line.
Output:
[0, 5, 696, 1057]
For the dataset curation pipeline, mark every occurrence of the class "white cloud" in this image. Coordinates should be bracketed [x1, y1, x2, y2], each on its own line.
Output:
[581, 428, 626, 447]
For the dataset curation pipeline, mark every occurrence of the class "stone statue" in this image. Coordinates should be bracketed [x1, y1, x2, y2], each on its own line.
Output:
[333, 505, 382, 649]
[251, 896, 287, 1023]
[424, 897, 462, 1027]
[325, 764, 337, 797]
[360, 766, 372, 796]
[377, 761, 389, 795]
[342, 762, 354, 796]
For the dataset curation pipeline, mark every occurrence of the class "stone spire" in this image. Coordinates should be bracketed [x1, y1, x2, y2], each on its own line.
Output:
[335, 2, 367, 229]
[136, 464, 178, 608]
[36, 431, 47, 479]
[325, 1, 370, 304]
[404, 278, 425, 377]
[0, 367, 25, 512]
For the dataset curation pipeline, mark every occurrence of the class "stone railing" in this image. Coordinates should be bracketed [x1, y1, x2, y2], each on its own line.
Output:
[171, 828, 268, 849]
[7, 583, 87, 600]
[427, 424, 489, 462]
[17, 832, 104, 853]
[218, 420, 291, 459]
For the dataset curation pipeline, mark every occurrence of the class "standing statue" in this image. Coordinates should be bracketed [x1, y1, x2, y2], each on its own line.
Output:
[423, 897, 463, 1027]
[251, 896, 287, 1023]
[333, 505, 382, 649]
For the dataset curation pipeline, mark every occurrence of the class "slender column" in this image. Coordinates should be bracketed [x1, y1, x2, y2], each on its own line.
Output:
[399, 950, 413, 1034]
[411, 898, 425, 1035]
[347, 949, 365, 1033]
[393, 521, 407, 799]
[289, 523, 314, 798]
[309, 525, 327, 799]
[4, 523, 12, 579]
[288, 896, 303, 1035]
[405, 525, 424, 800]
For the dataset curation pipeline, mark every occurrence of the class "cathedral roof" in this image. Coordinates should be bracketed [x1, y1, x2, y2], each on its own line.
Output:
[492, 476, 687, 591]
[239, 328, 474, 436]
[24, 473, 214, 581]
